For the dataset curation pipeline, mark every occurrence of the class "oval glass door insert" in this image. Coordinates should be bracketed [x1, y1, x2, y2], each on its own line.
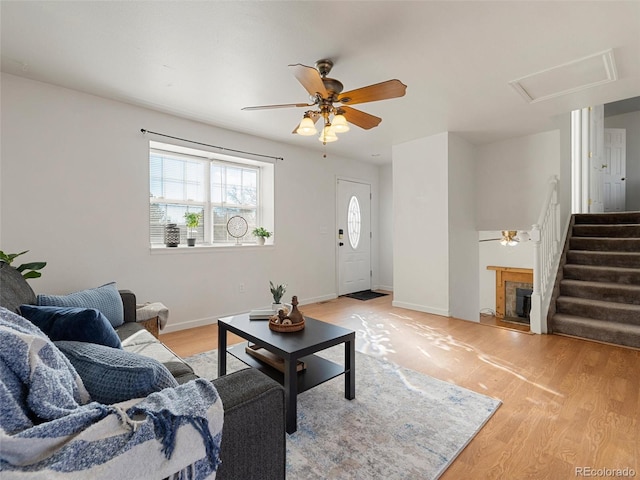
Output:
[347, 195, 361, 249]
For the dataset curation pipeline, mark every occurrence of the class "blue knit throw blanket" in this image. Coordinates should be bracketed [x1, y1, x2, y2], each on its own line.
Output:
[0, 307, 223, 479]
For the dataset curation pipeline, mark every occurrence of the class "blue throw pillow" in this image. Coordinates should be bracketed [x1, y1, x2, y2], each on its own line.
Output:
[20, 305, 122, 349]
[55, 341, 179, 404]
[37, 282, 124, 328]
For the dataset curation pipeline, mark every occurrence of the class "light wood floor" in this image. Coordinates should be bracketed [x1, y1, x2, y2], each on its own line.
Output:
[479, 312, 532, 333]
[161, 294, 639, 480]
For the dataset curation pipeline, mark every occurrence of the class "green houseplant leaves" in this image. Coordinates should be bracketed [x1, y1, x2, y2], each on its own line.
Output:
[0, 250, 46, 279]
[269, 281, 286, 304]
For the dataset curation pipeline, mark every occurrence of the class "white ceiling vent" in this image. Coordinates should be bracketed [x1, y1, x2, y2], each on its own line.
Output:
[509, 49, 617, 103]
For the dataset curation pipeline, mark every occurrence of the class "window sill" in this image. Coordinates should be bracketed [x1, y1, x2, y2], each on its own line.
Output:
[150, 243, 274, 254]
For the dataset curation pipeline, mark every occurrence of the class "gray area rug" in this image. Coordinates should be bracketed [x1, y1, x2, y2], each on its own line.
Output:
[186, 346, 501, 479]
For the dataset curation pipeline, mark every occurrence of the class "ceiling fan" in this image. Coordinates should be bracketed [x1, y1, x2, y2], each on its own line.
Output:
[242, 59, 407, 144]
[479, 230, 530, 246]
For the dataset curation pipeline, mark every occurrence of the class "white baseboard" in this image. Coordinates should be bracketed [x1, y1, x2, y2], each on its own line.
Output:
[391, 300, 449, 318]
[161, 293, 339, 333]
[161, 315, 218, 333]
[299, 293, 338, 305]
[374, 285, 393, 292]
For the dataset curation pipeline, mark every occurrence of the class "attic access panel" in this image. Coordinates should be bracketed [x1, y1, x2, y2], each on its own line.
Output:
[509, 49, 617, 103]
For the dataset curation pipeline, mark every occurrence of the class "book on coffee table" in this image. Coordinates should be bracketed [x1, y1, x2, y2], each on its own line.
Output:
[245, 344, 306, 372]
[249, 309, 274, 320]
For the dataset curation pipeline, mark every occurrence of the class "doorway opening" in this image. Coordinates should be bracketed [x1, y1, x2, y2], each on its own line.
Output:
[571, 104, 629, 214]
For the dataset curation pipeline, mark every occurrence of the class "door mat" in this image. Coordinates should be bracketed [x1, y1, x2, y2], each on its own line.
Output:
[342, 290, 389, 301]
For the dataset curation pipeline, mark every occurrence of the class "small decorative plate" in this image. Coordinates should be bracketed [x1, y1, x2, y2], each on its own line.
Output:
[227, 215, 248, 245]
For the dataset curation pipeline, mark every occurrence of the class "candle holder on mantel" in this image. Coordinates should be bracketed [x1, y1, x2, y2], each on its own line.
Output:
[269, 296, 305, 332]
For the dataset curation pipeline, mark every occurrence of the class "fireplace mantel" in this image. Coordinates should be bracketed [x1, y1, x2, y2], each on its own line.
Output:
[487, 266, 534, 319]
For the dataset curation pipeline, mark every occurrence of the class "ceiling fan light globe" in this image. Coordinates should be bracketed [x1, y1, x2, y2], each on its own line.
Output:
[500, 230, 519, 247]
[331, 114, 350, 133]
[296, 117, 317, 136]
[318, 125, 338, 143]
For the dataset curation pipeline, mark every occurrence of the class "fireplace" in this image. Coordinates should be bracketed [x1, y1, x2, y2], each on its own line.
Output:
[487, 266, 534, 321]
[505, 282, 533, 319]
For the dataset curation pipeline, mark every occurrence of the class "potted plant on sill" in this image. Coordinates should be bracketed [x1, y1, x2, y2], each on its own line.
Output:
[252, 227, 272, 245]
[184, 212, 202, 247]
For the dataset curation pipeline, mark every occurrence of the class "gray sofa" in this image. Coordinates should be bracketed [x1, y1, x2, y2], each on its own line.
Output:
[0, 263, 286, 479]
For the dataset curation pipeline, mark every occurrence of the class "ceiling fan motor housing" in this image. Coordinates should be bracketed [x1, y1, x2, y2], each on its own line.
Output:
[322, 78, 344, 96]
[315, 59, 344, 97]
[315, 59, 334, 77]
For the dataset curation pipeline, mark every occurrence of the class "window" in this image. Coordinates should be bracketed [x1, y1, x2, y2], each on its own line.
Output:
[149, 142, 274, 247]
[347, 195, 361, 249]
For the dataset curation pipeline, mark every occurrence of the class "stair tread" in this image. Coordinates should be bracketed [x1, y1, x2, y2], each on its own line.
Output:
[556, 296, 640, 311]
[574, 223, 640, 227]
[560, 279, 640, 292]
[553, 313, 640, 330]
[574, 212, 640, 224]
[571, 236, 640, 240]
[564, 264, 640, 273]
[552, 313, 640, 348]
[569, 250, 640, 256]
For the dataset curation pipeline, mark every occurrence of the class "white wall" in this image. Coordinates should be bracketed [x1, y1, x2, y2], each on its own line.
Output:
[0, 73, 380, 331]
[605, 110, 640, 211]
[378, 163, 393, 291]
[392, 133, 450, 316]
[448, 134, 479, 322]
[475, 130, 561, 230]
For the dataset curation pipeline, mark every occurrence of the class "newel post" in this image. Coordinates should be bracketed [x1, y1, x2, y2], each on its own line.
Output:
[529, 224, 543, 334]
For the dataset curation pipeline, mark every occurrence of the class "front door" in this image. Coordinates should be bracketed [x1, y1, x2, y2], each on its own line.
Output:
[603, 128, 627, 212]
[337, 179, 371, 295]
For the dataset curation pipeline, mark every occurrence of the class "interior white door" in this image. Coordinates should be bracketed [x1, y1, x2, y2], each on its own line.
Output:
[603, 128, 626, 212]
[337, 179, 371, 295]
[589, 105, 605, 213]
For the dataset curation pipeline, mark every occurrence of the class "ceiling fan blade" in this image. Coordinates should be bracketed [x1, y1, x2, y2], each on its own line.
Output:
[478, 238, 502, 242]
[291, 112, 321, 134]
[242, 102, 313, 111]
[338, 79, 407, 105]
[341, 106, 382, 130]
[288, 64, 328, 98]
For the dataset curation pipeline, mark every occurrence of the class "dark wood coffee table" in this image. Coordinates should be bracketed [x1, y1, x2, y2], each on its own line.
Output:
[217, 313, 355, 434]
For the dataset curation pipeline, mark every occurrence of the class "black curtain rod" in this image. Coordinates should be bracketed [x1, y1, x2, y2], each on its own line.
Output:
[140, 129, 284, 161]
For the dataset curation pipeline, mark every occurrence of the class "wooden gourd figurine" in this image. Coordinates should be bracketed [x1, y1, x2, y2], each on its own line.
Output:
[276, 309, 289, 325]
[288, 296, 304, 324]
[276, 296, 304, 325]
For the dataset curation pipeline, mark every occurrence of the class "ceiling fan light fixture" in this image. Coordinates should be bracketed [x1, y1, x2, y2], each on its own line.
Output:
[296, 116, 318, 136]
[318, 125, 338, 143]
[500, 230, 519, 247]
[331, 113, 350, 133]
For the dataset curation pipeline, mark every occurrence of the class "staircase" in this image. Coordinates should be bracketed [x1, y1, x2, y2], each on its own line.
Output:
[549, 212, 640, 349]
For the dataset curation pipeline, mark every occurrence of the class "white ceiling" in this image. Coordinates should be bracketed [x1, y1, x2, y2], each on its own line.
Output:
[2, 1, 639, 164]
